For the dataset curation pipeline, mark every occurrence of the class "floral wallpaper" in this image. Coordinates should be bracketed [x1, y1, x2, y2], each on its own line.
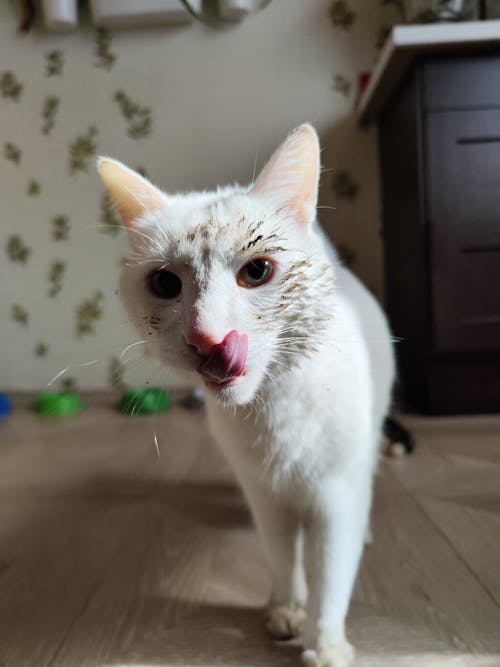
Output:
[0, 0, 402, 391]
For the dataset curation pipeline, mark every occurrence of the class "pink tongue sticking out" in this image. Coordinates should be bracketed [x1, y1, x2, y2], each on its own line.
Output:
[197, 330, 248, 385]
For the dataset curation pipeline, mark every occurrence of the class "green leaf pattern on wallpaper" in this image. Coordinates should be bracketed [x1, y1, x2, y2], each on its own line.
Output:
[45, 50, 64, 77]
[331, 74, 351, 98]
[69, 126, 98, 175]
[52, 215, 70, 241]
[1, 18, 158, 387]
[48, 260, 66, 298]
[101, 194, 120, 235]
[34, 342, 49, 358]
[114, 91, 153, 140]
[6, 235, 31, 263]
[328, 1, 356, 30]
[41, 96, 60, 135]
[94, 28, 117, 70]
[26, 179, 41, 196]
[3, 142, 21, 164]
[0, 71, 23, 100]
[0, 2, 399, 388]
[11, 304, 29, 326]
[76, 291, 104, 337]
[61, 376, 77, 391]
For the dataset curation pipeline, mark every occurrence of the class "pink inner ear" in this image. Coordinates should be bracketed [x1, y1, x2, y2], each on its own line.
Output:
[250, 124, 320, 226]
[98, 158, 167, 229]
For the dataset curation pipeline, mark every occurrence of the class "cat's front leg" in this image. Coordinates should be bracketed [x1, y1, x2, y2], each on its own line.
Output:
[241, 481, 307, 640]
[301, 473, 373, 667]
[265, 525, 307, 641]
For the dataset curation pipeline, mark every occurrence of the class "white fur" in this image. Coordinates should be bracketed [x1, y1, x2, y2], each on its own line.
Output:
[101, 125, 395, 667]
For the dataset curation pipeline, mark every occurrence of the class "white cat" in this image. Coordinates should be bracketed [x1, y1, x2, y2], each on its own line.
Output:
[97, 124, 395, 667]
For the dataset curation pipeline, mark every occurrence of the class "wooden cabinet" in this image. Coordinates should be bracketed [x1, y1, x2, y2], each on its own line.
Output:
[379, 54, 500, 413]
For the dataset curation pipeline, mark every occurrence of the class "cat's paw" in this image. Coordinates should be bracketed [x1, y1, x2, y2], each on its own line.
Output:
[302, 639, 355, 667]
[266, 601, 306, 640]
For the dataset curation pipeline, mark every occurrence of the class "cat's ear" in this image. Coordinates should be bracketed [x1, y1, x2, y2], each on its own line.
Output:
[250, 123, 320, 227]
[97, 157, 167, 230]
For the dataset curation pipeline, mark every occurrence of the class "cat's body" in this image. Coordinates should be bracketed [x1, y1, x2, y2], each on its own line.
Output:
[98, 125, 394, 667]
[206, 248, 392, 514]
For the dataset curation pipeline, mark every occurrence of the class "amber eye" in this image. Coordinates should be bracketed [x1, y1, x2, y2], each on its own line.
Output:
[237, 258, 274, 288]
[148, 269, 182, 299]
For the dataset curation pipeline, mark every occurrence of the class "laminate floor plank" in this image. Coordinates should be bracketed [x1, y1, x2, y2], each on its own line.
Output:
[0, 404, 498, 667]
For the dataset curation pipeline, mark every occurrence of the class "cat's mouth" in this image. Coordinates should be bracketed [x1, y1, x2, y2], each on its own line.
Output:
[196, 330, 248, 387]
[205, 377, 239, 390]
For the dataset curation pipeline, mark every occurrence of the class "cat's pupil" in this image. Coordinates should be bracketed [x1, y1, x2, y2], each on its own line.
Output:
[148, 269, 182, 299]
[247, 260, 266, 280]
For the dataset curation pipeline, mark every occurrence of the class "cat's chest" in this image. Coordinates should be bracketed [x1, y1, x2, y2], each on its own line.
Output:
[205, 383, 336, 493]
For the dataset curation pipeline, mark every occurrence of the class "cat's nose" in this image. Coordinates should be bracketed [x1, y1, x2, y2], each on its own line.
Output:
[184, 330, 218, 357]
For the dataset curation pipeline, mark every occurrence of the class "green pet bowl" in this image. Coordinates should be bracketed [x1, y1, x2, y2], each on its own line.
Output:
[118, 388, 172, 415]
[35, 391, 83, 417]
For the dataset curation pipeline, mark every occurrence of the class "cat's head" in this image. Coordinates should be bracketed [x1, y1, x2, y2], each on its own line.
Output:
[97, 124, 334, 406]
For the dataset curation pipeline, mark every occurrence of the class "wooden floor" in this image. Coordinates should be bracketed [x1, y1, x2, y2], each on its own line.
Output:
[0, 399, 499, 667]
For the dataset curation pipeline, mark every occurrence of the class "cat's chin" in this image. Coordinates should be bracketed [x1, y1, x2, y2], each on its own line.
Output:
[202, 373, 260, 407]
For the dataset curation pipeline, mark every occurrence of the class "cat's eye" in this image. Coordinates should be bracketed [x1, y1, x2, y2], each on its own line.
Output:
[148, 269, 182, 299]
[237, 258, 275, 288]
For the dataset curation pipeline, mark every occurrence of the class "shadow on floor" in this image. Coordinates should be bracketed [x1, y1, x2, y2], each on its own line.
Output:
[0, 474, 291, 666]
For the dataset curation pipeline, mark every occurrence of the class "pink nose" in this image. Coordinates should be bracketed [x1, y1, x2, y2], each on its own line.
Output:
[197, 330, 248, 385]
[185, 330, 218, 357]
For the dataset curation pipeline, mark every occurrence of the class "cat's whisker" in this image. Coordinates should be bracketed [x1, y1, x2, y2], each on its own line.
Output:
[273, 343, 308, 350]
[273, 340, 309, 349]
[150, 367, 166, 461]
[262, 365, 280, 390]
[138, 361, 181, 462]
[275, 333, 311, 341]
[120, 339, 148, 361]
[153, 432, 161, 460]
[268, 361, 289, 377]
[251, 394, 265, 415]
[91, 336, 154, 360]
[124, 258, 167, 267]
[47, 359, 100, 386]
[119, 185, 168, 240]
[251, 135, 261, 185]
[81, 223, 157, 245]
[243, 406, 254, 421]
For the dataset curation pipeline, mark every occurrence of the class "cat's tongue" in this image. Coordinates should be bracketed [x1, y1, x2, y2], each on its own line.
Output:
[197, 330, 248, 385]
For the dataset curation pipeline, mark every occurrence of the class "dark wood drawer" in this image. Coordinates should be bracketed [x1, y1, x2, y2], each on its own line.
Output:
[422, 55, 500, 110]
[426, 108, 500, 352]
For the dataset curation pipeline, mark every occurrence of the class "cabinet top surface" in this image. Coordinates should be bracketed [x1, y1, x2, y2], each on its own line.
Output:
[357, 20, 500, 126]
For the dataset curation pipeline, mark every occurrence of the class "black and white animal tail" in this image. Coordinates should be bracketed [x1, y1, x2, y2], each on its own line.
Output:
[383, 416, 415, 455]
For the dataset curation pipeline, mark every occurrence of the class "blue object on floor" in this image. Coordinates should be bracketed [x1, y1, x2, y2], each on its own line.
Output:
[0, 393, 12, 417]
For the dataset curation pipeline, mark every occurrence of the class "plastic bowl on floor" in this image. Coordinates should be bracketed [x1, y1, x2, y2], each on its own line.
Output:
[0, 392, 12, 418]
[35, 391, 83, 417]
[118, 388, 172, 415]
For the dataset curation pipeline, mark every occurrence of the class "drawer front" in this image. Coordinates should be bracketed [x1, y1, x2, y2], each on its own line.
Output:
[426, 109, 500, 352]
[422, 55, 500, 110]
